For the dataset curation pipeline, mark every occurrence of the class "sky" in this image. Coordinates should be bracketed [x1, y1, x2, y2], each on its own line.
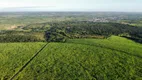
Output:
[0, 0, 142, 12]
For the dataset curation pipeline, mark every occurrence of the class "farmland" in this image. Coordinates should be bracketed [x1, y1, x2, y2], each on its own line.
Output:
[0, 36, 140, 80]
[0, 12, 142, 80]
[0, 42, 46, 80]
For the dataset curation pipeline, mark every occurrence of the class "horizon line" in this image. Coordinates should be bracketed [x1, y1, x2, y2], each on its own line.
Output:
[0, 11, 142, 13]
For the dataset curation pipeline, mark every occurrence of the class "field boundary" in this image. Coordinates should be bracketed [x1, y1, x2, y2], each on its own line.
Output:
[10, 43, 49, 80]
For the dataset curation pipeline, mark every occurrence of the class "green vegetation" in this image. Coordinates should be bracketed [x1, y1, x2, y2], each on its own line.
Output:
[1, 12, 142, 30]
[0, 12, 142, 80]
[2, 21, 142, 43]
[0, 42, 46, 80]
[0, 12, 142, 43]
[12, 36, 142, 80]
[0, 12, 91, 30]
[119, 20, 142, 27]
[45, 21, 142, 43]
[67, 36, 142, 58]
[0, 31, 45, 42]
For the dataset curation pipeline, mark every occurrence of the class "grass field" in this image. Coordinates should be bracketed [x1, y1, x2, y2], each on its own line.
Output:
[0, 42, 46, 80]
[10, 36, 142, 80]
[0, 36, 142, 80]
[67, 36, 142, 58]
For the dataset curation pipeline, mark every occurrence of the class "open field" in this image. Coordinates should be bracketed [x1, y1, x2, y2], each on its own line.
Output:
[1, 12, 142, 30]
[0, 42, 46, 80]
[119, 20, 142, 27]
[0, 36, 140, 80]
[67, 36, 142, 58]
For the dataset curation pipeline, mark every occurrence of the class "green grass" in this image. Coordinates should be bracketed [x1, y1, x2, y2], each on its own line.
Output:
[0, 42, 46, 80]
[119, 20, 142, 27]
[14, 36, 142, 80]
[67, 36, 142, 58]
[130, 23, 142, 27]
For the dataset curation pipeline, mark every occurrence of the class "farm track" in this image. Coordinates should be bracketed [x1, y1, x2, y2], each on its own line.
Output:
[68, 42, 142, 59]
[10, 43, 49, 80]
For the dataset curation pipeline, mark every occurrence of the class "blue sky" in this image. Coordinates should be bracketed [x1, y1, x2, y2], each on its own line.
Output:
[0, 0, 142, 12]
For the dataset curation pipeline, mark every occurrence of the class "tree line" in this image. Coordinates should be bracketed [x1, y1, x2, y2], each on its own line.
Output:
[45, 21, 142, 43]
[0, 21, 142, 43]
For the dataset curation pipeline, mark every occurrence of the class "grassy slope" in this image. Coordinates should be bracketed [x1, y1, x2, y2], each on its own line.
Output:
[15, 36, 142, 80]
[0, 42, 46, 80]
[67, 36, 142, 58]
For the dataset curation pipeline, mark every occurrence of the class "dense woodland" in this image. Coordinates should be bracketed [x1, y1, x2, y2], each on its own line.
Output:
[0, 21, 142, 43]
[45, 21, 142, 43]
